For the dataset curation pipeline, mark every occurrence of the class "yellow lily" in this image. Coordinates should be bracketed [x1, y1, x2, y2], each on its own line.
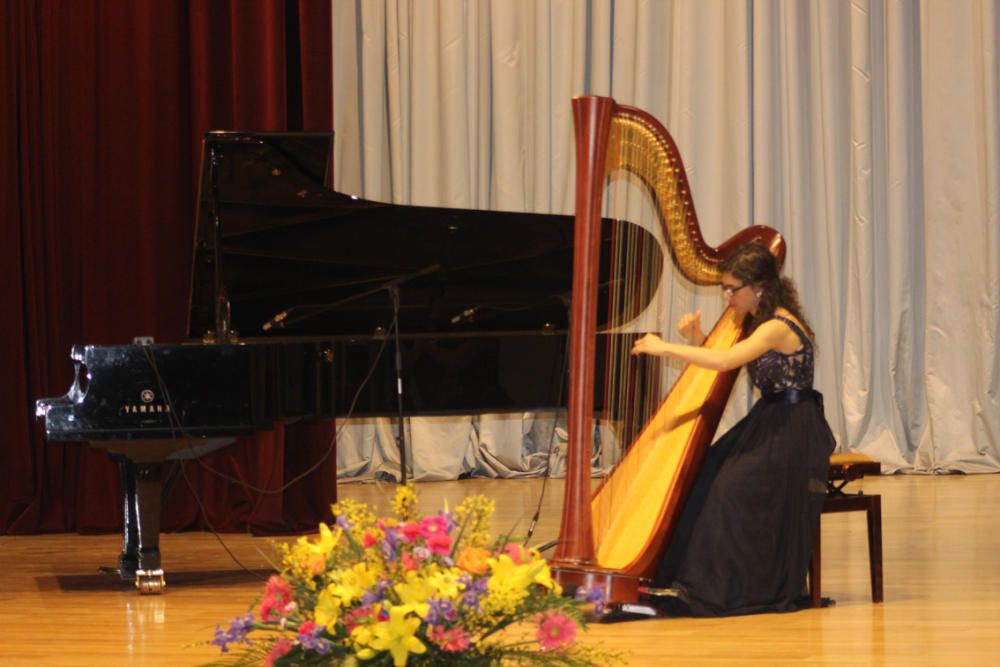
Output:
[314, 586, 342, 631]
[392, 569, 433, 619]
[369, 606, 427, 666]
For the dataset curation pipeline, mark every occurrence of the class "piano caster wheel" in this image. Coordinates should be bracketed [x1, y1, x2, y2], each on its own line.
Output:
[135, 569, 165, 595]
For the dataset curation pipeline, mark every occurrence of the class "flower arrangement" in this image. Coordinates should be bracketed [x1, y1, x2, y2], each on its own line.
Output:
[205, 485, 616, 666]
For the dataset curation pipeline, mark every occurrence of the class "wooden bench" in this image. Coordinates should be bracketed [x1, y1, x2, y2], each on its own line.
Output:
[808, 452, 883, 607]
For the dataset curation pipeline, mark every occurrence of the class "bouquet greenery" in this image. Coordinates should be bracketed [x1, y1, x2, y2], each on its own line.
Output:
[206, 484, 616, 666]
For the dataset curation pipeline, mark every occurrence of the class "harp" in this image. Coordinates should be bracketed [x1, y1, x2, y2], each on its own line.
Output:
[551, 95, 785, 603]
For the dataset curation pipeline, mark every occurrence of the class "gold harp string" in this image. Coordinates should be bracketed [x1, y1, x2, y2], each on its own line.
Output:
[598, 125, 620, 536]
[594, 109, 698, 548]
[605, 117, 647, 523]
[623, 119, 639, 454]
[620, 125, 637, 483]
[604, 157, 621, 469]
[642, 130, 661, 446]
[641, 134, 660, 441]
[595, 131, 617, 544]
[630, 123, 648, 447]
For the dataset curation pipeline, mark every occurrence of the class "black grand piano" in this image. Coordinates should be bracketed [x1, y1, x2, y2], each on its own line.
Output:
[35, 131, 662, 592]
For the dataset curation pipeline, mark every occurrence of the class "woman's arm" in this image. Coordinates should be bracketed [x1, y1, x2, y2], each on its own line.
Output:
[631, 319, 788, 371]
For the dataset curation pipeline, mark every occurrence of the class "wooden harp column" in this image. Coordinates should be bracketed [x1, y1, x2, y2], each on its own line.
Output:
[551, 95, 786, 603]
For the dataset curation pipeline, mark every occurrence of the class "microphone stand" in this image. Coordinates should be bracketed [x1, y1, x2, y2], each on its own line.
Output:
[525, 292, 572, 545]
[263, 263, 441, 485]
[386, 284, 408, 484]
[377, 265, 443, 486]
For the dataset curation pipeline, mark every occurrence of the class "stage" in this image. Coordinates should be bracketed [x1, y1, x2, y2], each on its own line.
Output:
[1, 473, 998, 666]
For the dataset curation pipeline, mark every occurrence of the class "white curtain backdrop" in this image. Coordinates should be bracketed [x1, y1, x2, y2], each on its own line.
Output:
[331, 0, 1000, 477]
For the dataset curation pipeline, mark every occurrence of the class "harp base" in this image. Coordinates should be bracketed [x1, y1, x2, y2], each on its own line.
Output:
[550, 561, 643, 605]
[591, 602, 663, 623]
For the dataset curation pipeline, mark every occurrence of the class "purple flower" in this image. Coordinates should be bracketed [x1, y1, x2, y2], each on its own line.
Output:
[361, 579, 391, 606]
[424, 597, 458, 624]
[379, 539, 397, 562]
[210, 627, 231, 653]
[210, 613, 255, 653]
[460, 575, 489, 609]
[575, 584, 606, 614]
[377, 525, 402, 562]
[297, 622, 331, 655]
[230, 613, 255, 636]
[335, 514, 354, 530]
[382, 525, 401, 548]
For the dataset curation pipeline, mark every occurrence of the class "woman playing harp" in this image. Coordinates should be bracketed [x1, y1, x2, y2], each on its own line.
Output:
[632, 243, 835, 616]
[551, 95, 833, 618]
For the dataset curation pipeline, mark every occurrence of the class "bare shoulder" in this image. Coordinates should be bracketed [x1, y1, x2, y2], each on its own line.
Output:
[772, 308, 805, 330]
[772, 308, 811, 351]
[748, 318, 791, 346]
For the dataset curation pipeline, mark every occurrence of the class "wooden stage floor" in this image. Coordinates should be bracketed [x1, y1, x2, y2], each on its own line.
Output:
[2, 473, 999, 665]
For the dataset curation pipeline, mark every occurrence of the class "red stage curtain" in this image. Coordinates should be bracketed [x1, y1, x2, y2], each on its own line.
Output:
[1, 0, 336, 535]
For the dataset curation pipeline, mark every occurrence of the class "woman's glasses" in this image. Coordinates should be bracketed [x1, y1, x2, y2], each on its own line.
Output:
[721, 282, 749, 297]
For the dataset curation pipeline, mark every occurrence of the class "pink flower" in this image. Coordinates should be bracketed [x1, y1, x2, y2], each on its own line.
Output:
[297, 620, 316, 636]
[260, 575, 293, 622]
[264, 637, 294, 666]
[536, 611, 577, 652]
[419, 514, 450, 538]
[400, 522, 422, 543]
[427, 532, 452, 555]
[266, 575, 292, 595]
[362, 531, 379, 548]
[428, 624, 472, 652]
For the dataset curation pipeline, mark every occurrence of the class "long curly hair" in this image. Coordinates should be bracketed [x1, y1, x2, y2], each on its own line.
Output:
[719, 243, 815, 344]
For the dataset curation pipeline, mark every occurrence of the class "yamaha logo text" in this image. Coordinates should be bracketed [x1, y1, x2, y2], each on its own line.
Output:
[121, 389, 171, 415]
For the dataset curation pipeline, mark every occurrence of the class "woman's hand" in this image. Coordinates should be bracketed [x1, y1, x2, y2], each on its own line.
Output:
[631, 333, 668, 357]
[677, 309, 705, 345]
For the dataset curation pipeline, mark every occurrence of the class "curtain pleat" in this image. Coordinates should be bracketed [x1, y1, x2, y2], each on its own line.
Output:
[297, 0, 334, 137]
[2, 0, 335, 535]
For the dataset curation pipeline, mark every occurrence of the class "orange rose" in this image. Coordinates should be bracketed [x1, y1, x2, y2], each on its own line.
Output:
[306, 552, 327, 577]
[455, 546, 491, 574]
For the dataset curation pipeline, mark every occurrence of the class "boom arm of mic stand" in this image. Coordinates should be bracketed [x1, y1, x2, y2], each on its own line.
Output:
[263, 264, 443, 331]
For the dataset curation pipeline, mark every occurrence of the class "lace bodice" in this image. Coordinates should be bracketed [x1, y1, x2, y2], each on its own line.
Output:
[748, 316, 814, 395]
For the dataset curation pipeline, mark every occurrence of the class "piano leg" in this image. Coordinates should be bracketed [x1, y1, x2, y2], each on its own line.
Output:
[132, 461, 166, 594]
[94, 438, 224, 594]
[103, 452, 166, 594]
[113, 455, 140, 580]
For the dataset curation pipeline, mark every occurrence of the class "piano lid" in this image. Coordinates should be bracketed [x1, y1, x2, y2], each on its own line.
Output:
[187, 131, 663, 340]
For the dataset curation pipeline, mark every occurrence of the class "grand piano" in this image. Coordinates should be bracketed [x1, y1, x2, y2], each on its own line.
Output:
[35, 131, 662, 592]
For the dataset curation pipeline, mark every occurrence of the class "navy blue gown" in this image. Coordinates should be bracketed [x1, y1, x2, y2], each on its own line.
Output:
[654, 316, 835, 616]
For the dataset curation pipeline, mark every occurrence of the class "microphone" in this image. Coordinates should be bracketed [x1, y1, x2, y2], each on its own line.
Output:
[261, 310, 288, 331]
[450, 307, 478, 324]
